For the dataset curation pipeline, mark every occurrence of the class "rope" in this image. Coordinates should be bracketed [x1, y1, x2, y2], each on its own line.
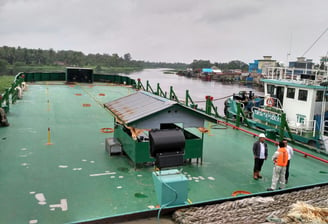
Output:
[193, 95, 233, 103]
[172, 185, 328, 224]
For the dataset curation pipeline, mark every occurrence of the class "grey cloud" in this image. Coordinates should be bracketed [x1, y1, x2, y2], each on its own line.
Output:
[0, 0, 327, 63]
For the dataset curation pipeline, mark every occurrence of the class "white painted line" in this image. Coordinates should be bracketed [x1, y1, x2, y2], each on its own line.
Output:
[49, 199, 68, 211]
[89, 172, 116, 177]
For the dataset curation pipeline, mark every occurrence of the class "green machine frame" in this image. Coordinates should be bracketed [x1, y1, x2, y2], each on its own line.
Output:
[113, 124, 204, 167]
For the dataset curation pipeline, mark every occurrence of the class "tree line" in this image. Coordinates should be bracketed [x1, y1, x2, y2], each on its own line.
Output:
[0, 46, 249, 75]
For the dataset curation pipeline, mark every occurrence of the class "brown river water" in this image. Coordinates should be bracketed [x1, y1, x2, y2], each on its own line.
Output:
[127, 68, 263, 115]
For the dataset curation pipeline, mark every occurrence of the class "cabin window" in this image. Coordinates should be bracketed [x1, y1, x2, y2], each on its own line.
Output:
[267, 85, 275, 96]
[298, 89, 308, 101]
[316, 91, 324, 102]
[287, 88, 295, 99]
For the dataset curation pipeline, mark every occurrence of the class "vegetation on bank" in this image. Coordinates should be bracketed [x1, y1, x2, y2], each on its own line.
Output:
[0, 76, 14, 94]
[0, 46, 249, 76]
[0, 46, 188, 76]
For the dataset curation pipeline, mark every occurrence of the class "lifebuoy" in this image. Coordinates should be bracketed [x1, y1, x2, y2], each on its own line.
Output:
[266, 97, 274, 107]
[100, 128, 114, 133]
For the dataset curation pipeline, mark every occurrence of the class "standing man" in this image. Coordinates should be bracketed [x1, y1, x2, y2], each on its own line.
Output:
[283, 139, 293, 184]
[267, 141, 288, 191]
[252, 133, 268, 180]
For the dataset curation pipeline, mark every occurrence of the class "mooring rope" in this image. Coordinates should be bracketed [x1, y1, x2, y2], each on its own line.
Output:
[192, 95, 233, 103]
[172, 185, 328, 224]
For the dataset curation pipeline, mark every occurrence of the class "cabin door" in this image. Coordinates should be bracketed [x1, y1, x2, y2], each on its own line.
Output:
[276, 86, 284, 107]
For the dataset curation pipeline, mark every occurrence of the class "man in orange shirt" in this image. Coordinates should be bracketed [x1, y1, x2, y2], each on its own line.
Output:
[267, 141, 288, 191]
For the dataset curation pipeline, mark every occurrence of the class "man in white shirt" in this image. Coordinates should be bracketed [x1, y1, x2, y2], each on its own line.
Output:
[283, 139, 293, 184]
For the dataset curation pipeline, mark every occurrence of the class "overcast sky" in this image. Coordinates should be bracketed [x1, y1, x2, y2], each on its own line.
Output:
[0, 0, 327, 64]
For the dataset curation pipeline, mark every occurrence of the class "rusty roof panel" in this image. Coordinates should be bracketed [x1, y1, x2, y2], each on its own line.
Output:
[104, 91, 176, 124]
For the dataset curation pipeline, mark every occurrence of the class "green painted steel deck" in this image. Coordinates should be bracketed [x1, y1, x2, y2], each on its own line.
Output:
[0, 82, 327, 224]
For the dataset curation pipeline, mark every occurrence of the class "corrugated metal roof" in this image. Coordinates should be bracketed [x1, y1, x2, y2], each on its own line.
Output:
[104, 91, 177, 124]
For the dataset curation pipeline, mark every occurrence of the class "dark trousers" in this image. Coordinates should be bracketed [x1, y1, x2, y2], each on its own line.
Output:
[285, 160, 290, 180]
[253, 158, 265, 172]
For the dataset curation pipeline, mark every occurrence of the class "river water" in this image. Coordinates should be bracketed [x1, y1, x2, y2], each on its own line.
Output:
[127, 68, 263, 115]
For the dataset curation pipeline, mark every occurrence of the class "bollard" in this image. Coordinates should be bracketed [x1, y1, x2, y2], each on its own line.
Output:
[46, 127, 53, 145]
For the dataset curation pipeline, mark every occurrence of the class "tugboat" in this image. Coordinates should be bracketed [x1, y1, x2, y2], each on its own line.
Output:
[225, 64, 328, 153]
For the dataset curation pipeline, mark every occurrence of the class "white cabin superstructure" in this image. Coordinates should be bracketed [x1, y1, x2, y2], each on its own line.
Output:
[262, 67, 328, 138]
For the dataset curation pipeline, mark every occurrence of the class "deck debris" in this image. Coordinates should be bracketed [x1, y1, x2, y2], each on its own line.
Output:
[35, 193, 47, 205]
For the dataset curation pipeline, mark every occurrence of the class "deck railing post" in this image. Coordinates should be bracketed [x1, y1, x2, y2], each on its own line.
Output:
[156, 83, 160, 96]
[205, 96, 212, 115]
[169, 86, 179, 103]
[236, 102, 241, 127]
[185, 90, 189, 106]
[146, 80, 150, 92]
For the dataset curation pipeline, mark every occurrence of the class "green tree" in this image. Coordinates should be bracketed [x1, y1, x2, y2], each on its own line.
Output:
[123, 53, 131, 61]
[0, 59, 9, 75]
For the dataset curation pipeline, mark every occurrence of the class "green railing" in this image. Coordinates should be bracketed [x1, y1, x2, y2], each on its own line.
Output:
[2, 72, 220, 119]
[136, 79, 221, 118]
[1, 72, 137, 114]
[0, 74, 25, 113]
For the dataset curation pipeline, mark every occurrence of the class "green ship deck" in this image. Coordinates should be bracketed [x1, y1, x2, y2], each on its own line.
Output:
[0, 81, 327, 224]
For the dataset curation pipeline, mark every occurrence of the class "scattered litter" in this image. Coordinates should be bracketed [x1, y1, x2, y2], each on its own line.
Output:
[35, 193, 46, 205]
[90, 161, 95, 163]
[195, 180, 200, 182]
[73, 168, 82, 171]
[30, 192, 36, 194]
[29, 220, 38, 224]
[21, 148, 27, 151]
[117, 186, 123, 189]
[118, 176, 124, 179]
[208, 177, 216, 181]
[81, 159, 87, 162]
[148, 205, 155, 209]
[58, 165, 68, 168]
[137, 174, 143, 177]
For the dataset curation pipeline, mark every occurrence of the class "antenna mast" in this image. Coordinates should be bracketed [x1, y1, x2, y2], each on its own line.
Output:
[301, 26, 328, 57]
